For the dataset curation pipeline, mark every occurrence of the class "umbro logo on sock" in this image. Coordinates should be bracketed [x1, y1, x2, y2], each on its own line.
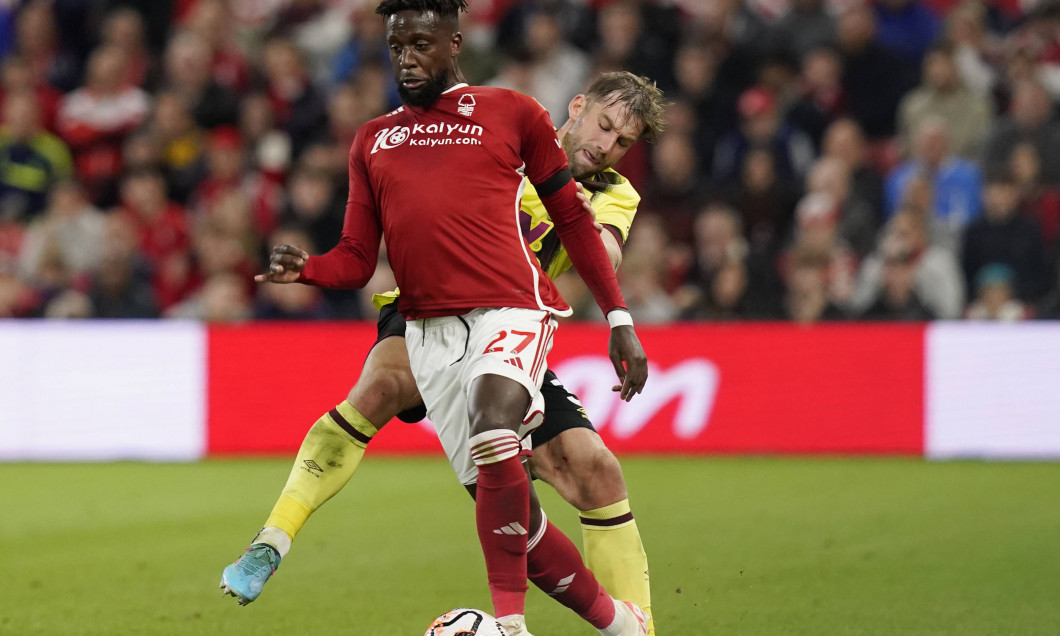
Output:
[492, 522, 528, 536]
[303, 460, 323, 474]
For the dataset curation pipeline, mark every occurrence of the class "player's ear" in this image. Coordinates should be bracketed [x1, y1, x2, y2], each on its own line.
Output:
[568, 95, 586, 120]
[450, 31, 463, 57]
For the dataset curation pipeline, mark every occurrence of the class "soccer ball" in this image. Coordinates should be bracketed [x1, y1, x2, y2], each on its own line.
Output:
[424, 608, 508, 636]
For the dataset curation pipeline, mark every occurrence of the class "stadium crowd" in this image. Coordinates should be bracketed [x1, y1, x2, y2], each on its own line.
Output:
[1, 0, 1059, 322]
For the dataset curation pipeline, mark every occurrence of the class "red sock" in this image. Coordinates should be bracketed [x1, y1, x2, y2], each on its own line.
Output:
[527, 521, 616, 628]
[472, 431, 530, 618]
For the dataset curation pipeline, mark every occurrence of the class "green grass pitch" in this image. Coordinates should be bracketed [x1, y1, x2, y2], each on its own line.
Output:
[2, 457, 1059, 635]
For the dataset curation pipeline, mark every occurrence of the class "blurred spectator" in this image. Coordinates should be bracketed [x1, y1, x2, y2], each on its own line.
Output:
[100, 8, 157, 90]
[782, 251, 847, 322]
[88, 213, 158, 318]
[806, 155, 878, 256]
[57, 45, 150, 207]
[270, 0, 353, 85]
[852, 207, 964, 318]
[618, 251, 679, 323]
[640, 133, 709, 245]
[147, 91, 206, 203]
[0, 2, 14, 59]
[821, 117, 884, 225]
[163, 30, 240, 130]
[592, 0, 681, 92]
[778, 192, 860, 311]
[787, 47, 848, 148]
[944, 0, 1004, 99]
[331, 3, 392, 88]
[42, 288, 92, 319]
[1010, 142, 1060, 259]
[772, 0, 838, 59]
[981, 79, 1060, 185]
[166, 271, 253, 322]
[700, 0, 773, 96]
[184, 0, 251, 94]
[13, 1, 81, 92]
[670, 41, 736, 171]
[885, 117, 981, 229]
[18, 180, 104, 281]
[115, 168, 190, 273]
[897, 43, 992, 160]
[239, 92, 292, 176]
[0, 91, 73, 220]
[676, 203, 771, 319]
[859, 236, 939, 320]
[491, 9, 589, 125]
[964, 263, 1033, 320]
[254, 225, 335, 320]
[278, 166, 344, 259]
[713, 86, 815, 185]
[1005, 3, 1060, 101]
[0, 258, 39, 317]
[873, 0, 941, 66]
[261, 37, 329, 160]
[193, 126, 282, 239]
[0, 56, 62, 132]
[727, 148, 799, 259]
[837, 3, 911, 138]
[961, 169, 1052, 302]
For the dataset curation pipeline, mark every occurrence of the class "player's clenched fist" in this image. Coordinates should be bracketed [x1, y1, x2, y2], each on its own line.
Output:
[255, 244, 309, 284]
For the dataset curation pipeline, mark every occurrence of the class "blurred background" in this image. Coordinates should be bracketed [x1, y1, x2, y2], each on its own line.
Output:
[2, 4, 1060, 634]
[1, 0, 1060, 323]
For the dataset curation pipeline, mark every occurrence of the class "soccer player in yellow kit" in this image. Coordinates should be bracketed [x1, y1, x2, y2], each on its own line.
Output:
[222, 71, 664, 635]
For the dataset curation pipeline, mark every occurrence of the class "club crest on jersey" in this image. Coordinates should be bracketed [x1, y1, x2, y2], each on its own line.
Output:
[457, 93, 476, 116]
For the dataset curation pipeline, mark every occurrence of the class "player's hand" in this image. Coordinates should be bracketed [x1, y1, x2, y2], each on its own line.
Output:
[576, 183, 606, 234]
[608, 325, 648, 401]
[254, 244, 309, 283]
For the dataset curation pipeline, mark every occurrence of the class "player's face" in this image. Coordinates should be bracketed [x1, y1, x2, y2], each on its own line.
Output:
[386, 10, 462, 108]
[563, 95, 643, 180]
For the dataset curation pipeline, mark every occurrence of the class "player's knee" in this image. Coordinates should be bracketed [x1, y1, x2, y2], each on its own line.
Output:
[348, 367, 416, 419]
[569, 447, 627, 510]
[468, 404, 521, 437]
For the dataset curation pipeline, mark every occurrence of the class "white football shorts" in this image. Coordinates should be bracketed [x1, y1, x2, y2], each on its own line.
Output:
[405, 307, 557, 485]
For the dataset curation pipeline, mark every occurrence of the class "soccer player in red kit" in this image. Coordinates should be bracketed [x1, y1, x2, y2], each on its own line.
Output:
[243, 2, 648, 635]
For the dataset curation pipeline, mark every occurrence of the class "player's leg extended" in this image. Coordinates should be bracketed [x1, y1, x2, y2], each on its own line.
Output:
[222, 327, 424, 604]
[466, 474, 646, 636]
[261, 335, 422, 547]
[530, 373, 654, 634]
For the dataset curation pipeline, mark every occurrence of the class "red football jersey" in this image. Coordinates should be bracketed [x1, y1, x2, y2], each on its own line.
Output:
[300, 84, 624, 320]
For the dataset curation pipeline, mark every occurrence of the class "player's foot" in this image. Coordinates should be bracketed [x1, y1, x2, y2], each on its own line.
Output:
[219, 543, 281, 605]
[497, 614, 535, 636]
[603, 600, 648, 636]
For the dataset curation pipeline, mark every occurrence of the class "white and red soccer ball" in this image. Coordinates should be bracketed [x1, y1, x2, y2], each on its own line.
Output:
[424, 608, 507, 636]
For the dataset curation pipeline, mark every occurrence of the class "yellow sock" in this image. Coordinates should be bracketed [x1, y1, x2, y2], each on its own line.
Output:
[581, 500, 655, 635]
[263, 401, 377, 545]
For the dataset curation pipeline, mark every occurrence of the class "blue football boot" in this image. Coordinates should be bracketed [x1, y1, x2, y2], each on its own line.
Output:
[219, 544, 281, 605]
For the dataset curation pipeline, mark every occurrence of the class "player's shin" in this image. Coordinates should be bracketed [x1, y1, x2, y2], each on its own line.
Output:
[470, 429, 530, 620]
[259, 401, 378, 555]
[526, 516, 617, 630]
[581, 500, 654, 634]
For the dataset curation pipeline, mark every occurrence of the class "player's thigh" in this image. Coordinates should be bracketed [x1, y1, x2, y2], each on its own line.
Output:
[347, 335, 423, 427]
[464, 308, 557, 438]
